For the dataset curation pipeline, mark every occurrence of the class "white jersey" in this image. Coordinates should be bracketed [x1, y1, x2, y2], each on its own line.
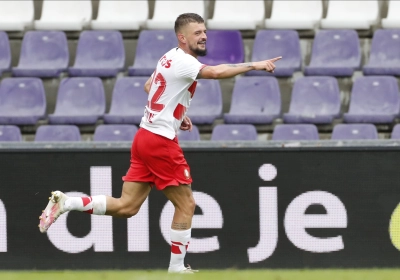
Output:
[140, 48, 205, 139]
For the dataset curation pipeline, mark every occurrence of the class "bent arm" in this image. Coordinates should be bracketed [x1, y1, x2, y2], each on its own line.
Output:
[198, 57, 282, 79]
[144, 76, 152, 94]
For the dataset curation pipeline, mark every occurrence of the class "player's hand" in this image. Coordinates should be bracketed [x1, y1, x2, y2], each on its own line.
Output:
[254, 56, 282, 73]
[180, 116, 192, 131]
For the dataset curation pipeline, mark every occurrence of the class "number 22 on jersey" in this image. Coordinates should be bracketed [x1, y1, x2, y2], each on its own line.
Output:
[148, 72, 166, 112]
[147, 71, 197, 123]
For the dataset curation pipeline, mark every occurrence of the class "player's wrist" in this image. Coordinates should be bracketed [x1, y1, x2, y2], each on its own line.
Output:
[246, 62, 255, 71]
[253, 61, 265, 71]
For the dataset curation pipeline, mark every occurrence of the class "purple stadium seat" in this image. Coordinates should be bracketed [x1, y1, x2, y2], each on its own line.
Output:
[331, 124, 378, 140]
[188, 80, 222, 124]
[177, 125, 200, 141]
[12, 31, 68, 78]
[104, 77, 148, 124]
[304, 30, 361, 77]
[363, 30, 400, 76]
[69, 31, 125, 77]
[93, 124, 138, 141]
[211, 124, 258, 141]
[0, 78, 46, 125]
[0, 31, 11, 76]
[128, 30, 176, 76]
[391, 124, 400, 139]
[34, 125, 81, 142]
[198, 30, 244, 65]
[284, 77, 340, 124]
[272, 124, 319, 140]
[0, 125, 22, 141]
[246, 30, 301, 77]
[344, 76, 400, 124]
[49, 78, 105, 125]
[224, 77, 281, 124]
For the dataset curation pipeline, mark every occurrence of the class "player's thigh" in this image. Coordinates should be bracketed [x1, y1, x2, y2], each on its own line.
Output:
[120, 181, 152, 211]
[162, 184, 195, 212]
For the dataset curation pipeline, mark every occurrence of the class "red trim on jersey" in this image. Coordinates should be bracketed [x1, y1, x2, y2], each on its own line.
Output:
[173, 103, 186, 120]
[188, 81, 197, 98]
[199, 64, 208, 71]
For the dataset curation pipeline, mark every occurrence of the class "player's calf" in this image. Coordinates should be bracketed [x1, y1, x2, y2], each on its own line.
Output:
[109, 204, 140, 218]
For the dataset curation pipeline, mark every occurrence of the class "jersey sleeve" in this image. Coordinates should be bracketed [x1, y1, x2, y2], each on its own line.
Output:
[174, 54, 206, 81]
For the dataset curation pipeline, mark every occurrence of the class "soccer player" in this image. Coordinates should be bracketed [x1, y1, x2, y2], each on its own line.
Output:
[39, 13, 281, 273]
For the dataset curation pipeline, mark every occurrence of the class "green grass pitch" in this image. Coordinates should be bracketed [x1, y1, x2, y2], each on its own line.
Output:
[1, 270, 400, 280]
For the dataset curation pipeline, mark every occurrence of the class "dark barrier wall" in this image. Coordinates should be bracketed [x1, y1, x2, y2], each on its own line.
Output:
[0, 148, 400, 269]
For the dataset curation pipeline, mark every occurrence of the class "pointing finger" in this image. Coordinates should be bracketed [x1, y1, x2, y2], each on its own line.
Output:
[269, 56, 282, 62]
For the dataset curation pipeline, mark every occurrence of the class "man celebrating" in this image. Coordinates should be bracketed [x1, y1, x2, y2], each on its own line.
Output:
[39, 13, 281, 273]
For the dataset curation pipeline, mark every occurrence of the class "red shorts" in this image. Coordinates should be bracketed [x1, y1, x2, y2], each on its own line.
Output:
[122, 128, 192, 190]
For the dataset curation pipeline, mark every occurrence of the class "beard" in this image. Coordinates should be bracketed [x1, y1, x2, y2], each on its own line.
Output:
[190, 42, 207, 56]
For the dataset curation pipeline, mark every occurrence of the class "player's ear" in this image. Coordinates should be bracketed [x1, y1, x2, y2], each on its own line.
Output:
[177, 32, 186, 44]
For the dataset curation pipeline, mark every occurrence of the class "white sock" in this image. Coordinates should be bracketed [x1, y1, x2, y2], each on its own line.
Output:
[64, 195, 107, 215]
[168, 228, 191, 272]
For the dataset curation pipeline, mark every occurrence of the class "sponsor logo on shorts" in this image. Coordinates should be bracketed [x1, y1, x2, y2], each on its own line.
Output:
[184, 169, 190, 179]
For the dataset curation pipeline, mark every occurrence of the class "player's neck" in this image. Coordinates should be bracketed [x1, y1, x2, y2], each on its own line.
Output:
[177, 45, 198, 59]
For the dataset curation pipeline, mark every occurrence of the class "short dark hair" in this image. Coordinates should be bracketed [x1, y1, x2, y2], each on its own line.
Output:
[174, 13, 204, 34]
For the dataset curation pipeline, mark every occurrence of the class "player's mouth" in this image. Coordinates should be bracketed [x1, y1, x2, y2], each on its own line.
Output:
[198, 41, 206, 47]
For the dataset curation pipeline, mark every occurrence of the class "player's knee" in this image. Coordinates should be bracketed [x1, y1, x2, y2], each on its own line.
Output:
[119, 206, 140, 218]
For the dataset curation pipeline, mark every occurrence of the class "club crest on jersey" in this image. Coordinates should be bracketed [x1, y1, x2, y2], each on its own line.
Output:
[184, 169, 190, 179]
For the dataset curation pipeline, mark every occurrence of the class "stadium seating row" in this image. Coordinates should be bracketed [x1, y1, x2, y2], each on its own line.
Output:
[1, 123, 399, 142]
[1, 29, 400, 78]
[0, 75, 399, 127]
[180, 123, 400, 141]
[0, 30, 243, 78]
[0, 77, 221, 126]
[0, 1, 399, 31]
[0, 124, 137, 142]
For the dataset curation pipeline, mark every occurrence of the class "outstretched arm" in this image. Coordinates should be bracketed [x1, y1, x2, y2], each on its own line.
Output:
[198, 57, 282, 79]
